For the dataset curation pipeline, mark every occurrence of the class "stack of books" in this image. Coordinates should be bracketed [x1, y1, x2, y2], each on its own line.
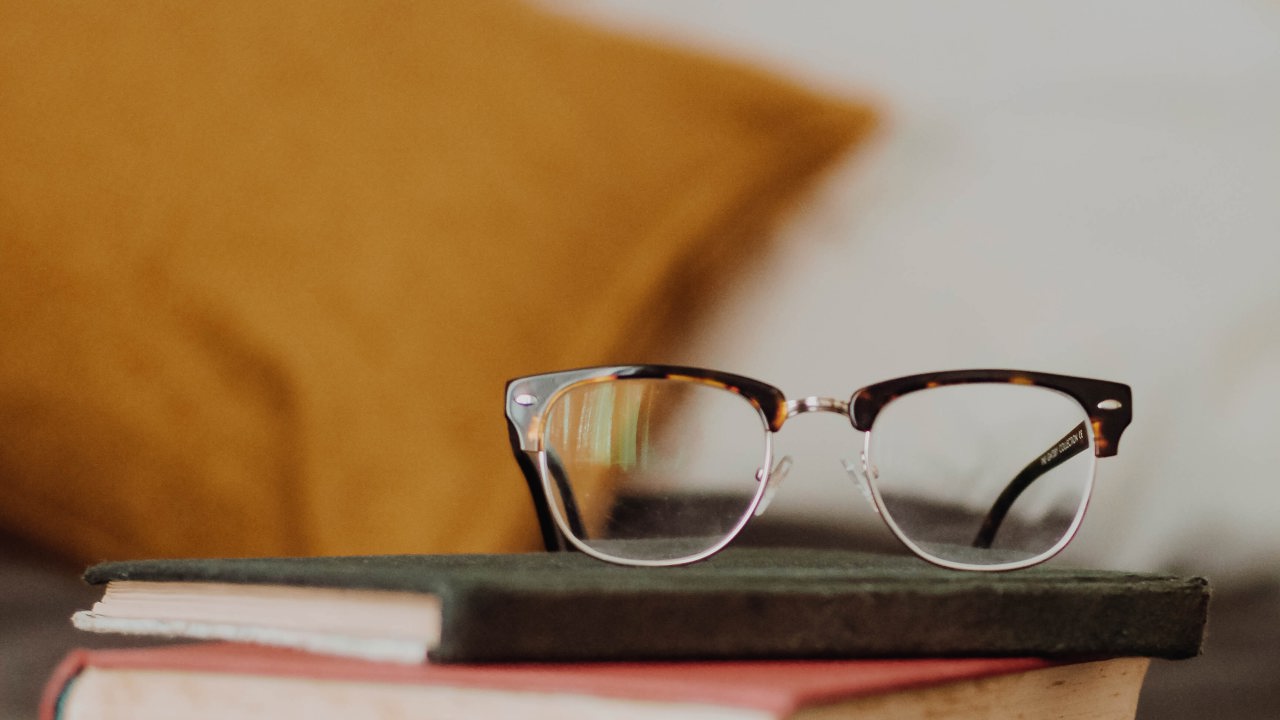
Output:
[45, 548, 1210, 719]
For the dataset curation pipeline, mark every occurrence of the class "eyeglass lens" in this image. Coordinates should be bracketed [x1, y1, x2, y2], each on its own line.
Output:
[540, 378, 770, 562]
[866, 382, 1094, 567]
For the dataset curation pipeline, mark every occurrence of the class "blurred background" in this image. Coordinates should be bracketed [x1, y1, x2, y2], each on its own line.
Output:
[2, 1, 1277, 717]
[562, 0, 1280, 578]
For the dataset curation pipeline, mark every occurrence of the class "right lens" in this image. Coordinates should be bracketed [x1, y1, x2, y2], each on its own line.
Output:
[540, 376, 770, 564]
[865, 382, 1095, 570]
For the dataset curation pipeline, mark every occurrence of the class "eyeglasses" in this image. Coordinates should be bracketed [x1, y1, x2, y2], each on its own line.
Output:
[505, 366, 1132, 571]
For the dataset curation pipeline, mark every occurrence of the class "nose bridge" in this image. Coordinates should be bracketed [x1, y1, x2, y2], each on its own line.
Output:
[785, 395, 851, 419]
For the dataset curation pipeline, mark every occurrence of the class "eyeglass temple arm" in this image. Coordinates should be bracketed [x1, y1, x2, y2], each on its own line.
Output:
[972, 421, 1090, 549]
[506, 422, 583, 552]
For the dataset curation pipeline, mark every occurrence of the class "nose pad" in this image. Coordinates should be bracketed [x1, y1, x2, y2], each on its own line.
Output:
[753, 455, 793, 517]
[842, 451, 880, 514]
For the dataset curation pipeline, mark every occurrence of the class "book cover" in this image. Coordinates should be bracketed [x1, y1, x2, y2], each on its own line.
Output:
[42, 642, 1151, 720]
[73, 548, 1210, 663]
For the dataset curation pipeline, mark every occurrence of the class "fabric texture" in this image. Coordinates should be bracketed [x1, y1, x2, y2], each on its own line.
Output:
[78, 548, 1208, 661]
[0, 0, 874, 562]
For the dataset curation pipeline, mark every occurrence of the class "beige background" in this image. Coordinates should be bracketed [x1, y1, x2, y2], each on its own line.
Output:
[557, 0, 1280, 582]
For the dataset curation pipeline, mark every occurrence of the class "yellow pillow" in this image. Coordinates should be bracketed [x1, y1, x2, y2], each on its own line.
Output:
[0, 0, 875, 563]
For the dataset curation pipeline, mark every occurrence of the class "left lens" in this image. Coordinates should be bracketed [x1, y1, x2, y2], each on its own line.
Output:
[540, 376, 769, 564]
[864, 382, 1095, 569]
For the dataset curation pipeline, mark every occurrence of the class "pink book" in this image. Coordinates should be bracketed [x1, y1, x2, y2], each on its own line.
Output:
[42, 642, 1149, 719]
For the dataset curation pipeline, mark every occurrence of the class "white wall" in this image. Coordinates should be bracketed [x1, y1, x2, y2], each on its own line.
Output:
[554, 0, 1280, 579]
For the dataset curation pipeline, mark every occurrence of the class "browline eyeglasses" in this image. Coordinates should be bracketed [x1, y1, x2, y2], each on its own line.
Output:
[506, 366, 1132, 571]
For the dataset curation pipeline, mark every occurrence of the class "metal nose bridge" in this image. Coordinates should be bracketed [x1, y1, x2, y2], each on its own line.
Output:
[785, 396, 850, 418]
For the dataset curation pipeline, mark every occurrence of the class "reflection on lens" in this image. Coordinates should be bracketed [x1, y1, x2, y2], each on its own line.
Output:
[541, 377, 769, 563]
[866, 383, 1095, 568]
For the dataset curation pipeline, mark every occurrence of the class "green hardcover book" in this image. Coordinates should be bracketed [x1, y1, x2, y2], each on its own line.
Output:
[72, 548, 1209, 664]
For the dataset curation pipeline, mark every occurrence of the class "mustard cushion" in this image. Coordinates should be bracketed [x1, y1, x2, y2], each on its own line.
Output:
[0, 0, 875, 562]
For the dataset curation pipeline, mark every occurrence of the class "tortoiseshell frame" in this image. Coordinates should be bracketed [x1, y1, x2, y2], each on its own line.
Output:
[505, 365, 1132, 569]
[850, 369, 1132, 458]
